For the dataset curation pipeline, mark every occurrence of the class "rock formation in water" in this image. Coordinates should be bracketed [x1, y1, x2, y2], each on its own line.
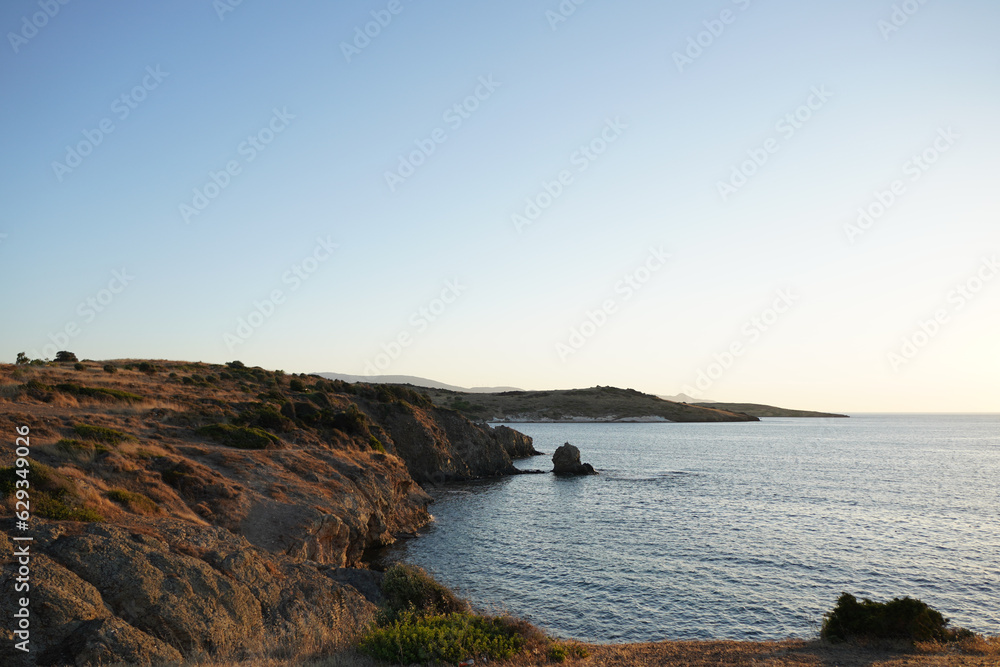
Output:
[551, 442, 598, 476]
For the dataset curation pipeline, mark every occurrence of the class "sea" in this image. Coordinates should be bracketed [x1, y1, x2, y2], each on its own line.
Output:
[380, 415, 1000, 642]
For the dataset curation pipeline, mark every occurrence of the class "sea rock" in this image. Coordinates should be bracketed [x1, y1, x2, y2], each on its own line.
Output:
[552, 443, 598, 476]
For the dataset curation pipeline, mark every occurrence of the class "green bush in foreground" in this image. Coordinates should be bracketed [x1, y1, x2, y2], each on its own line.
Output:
[822, 592, 969, 643]
[73, 424, 136, 445]
[360, 611, 525, 665]
[380, 564, 469, 620]
[197, 424, 280, 450]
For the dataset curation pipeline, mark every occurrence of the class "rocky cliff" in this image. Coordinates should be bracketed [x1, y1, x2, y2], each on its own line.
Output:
[0, 360, 536, 665]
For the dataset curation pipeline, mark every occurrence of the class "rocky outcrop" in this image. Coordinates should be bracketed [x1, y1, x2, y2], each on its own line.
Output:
[0, 360, 539, 665]
[359, 399, 538, 484]
[492, 424, 541, 458]
[552, 443, 597, 476]
[1, 521, 376, 667]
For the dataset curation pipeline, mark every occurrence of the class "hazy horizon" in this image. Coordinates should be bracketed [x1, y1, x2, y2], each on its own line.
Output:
[2, 1, 998, 413]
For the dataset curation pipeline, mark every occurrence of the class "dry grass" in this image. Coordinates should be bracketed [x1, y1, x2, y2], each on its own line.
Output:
[158, 637, 1000, 667]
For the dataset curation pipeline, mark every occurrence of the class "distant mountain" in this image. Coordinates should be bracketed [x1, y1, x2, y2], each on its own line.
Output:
[315, 373, 522, 394]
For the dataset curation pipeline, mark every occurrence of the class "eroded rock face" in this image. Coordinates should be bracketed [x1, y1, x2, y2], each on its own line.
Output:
[1, 522, 376, 667]
[552, 443, 598, 476]
[364, 401, 531, 483]
[493, 424, 541, 458]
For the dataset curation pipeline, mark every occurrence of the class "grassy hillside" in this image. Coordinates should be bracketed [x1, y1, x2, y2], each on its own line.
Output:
[417, 385, 759, 422]
[697, 403, 849, 418]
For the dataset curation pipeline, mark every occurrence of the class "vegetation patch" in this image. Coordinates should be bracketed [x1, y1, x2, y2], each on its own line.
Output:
[822, 593, 970, 643]
[197, 424, 280, 450]
[359, 564, 540, 664]
[232, 403, 294, 432]
[106, 489, 160, 514]
[73, 424, 136, 446]
[369, 435, 386, 453]
[0, 462, 104, 522]
[548, 642, 590, 662]
[55, 383, 143, 403]
[360, 611, 525, 665]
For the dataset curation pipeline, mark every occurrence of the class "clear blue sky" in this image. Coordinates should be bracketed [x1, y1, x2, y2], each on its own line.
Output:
[1, 0, 998, 412]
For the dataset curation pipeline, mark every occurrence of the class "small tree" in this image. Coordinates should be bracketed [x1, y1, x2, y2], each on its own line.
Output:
[15, 352, 29, 365]
[55, 351, 79, 363]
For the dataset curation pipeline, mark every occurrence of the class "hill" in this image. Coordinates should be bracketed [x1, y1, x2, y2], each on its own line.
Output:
[696, 402, 849, 418]
[417, 385, 759, 422]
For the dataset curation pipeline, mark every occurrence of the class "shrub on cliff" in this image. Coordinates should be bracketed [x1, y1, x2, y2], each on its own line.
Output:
[822, 593, 969, 642]
[73, 423, 136, 446]
[380, 564, 467, 619]
[56, 383, 143, 403]
[197, 423, 280, 450]
[0, 461, 104, 522]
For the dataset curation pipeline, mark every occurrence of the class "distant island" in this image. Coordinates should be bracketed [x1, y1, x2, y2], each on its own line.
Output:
[320, 374, 848, 421]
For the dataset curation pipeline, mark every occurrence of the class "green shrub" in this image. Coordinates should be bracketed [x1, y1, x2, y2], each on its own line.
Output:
[74, 362, 86, 371]
[369, 435, 386, 453]
[359, 611, 525, 665]
[22, 379, 53, 401]
[0, 462, 103, 522]
[55, 351, 78, 362]
[547, 642, 589, 662]
[106, 489, 159, 514]
[380, 564, 468, 619]
[197, 424, 279, 450]
[233, 403, 293, 432]
[822, 593, 965, 642]
[103, 364, 117, 374]
[329, 404, 370, 436]
[56, 383, 143, 403]
[54, 439, 109, 458]
[289, 379, 306, 392]
[137, 362, 157, 374]
[73, 424, 136, 445]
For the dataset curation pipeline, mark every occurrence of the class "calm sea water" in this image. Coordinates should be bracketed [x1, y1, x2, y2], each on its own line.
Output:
[382, 415, 1000, 642]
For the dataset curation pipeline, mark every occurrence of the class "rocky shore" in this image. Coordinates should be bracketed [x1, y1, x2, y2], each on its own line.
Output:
[0, 360, 539, 665]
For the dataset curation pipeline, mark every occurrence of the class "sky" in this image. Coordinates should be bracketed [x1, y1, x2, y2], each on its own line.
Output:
[1, 0, 998, 413]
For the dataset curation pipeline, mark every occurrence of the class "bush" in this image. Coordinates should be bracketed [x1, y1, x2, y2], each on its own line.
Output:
[103, 364, 117, 374]
[380, 564, 468, 619]
[0, 462, 103, 522]
[233, 403, 293, 432]
[56, 383, 143, 403]
[55, 351, 78, 362]
[136, 362, 157, 375]
[289, 379, 306, 392]
[73, 424, 135, 445]
[74, 362, 86, 371]
[369, 435, 386, 453]
[106, 489, 159, 514]
[360, 611, 525, 665]
[822, 593, 965, 642]
[15, 352, 29, 365]
[547, 642, 589, 662]
[329, 404, 370, 437]
[197, 424, 279, 450]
